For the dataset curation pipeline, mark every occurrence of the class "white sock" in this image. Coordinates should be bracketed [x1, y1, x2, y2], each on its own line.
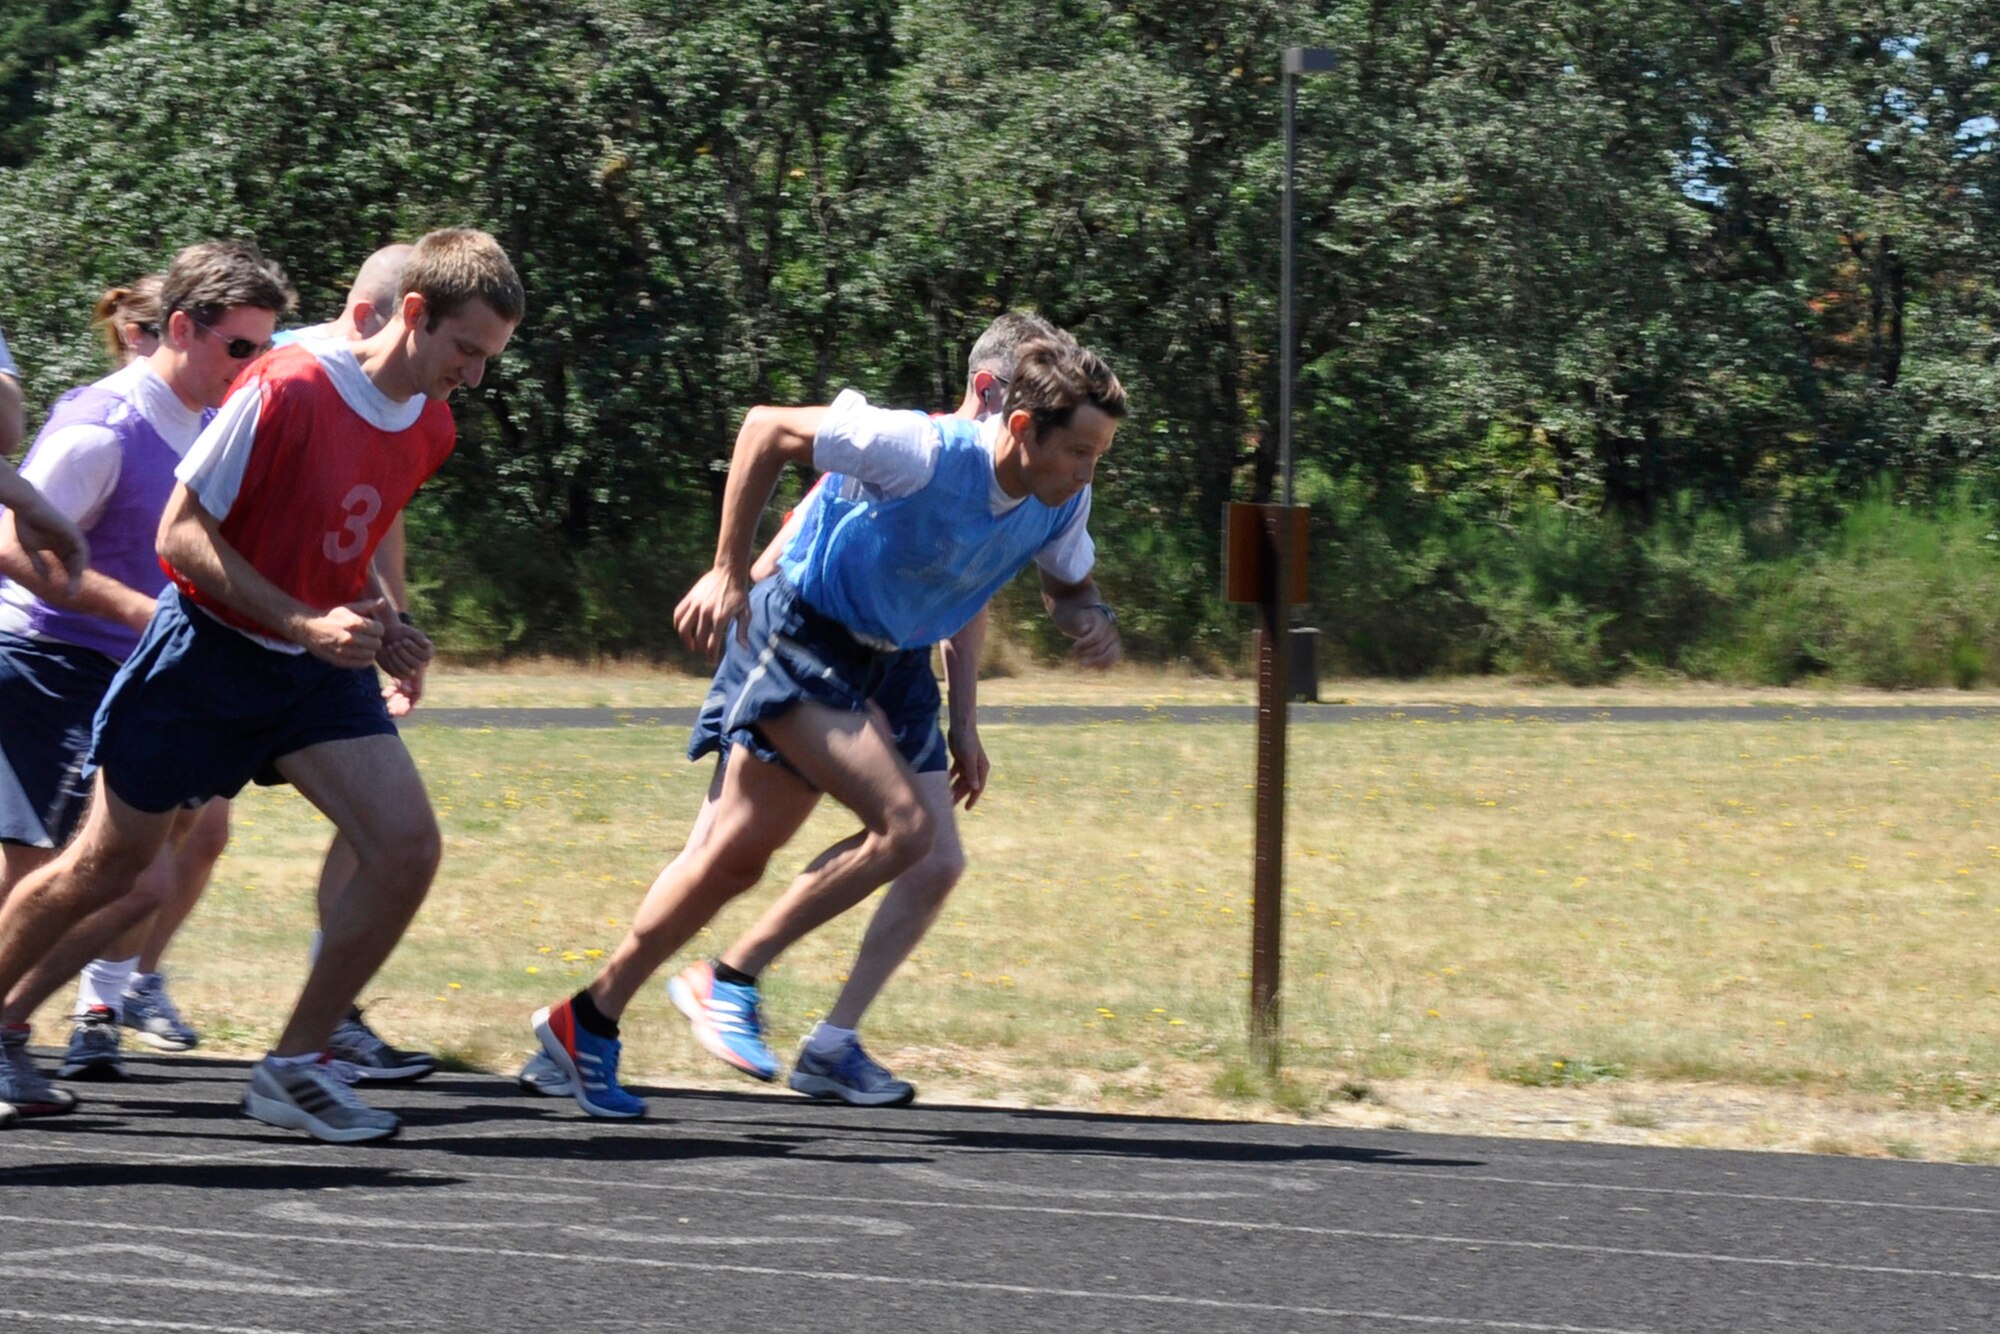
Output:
[806, 1023, 858, 1057]
[77, 955, 139, 1018]
[265, 1051, 322, 1070]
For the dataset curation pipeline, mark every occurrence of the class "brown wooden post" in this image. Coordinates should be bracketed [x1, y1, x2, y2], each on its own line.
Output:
[1226, 503, 1308, 1068]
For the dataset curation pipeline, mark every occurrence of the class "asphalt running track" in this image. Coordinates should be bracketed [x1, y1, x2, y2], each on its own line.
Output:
[0, 1055, 1993, 1333]
[413, 702, 2000, 730]
[6, 703, 1991, 1330]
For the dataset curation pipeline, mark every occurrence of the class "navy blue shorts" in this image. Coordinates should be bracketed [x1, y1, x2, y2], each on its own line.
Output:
[688, 576, 944, 778]
[90, 587, 397, 814]
[0, 631, 119, 848]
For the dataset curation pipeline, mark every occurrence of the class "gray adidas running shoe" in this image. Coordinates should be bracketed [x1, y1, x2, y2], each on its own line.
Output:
[326, 1007, 438, 1083]
[58, 1007, 126, 1081]
[242, 1057, 399, 1144]
[0, 1025, 77, 1117]
[120, 972, 199, 1051]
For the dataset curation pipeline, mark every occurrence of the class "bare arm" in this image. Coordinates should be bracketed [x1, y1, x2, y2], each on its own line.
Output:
[0, 467, 89, 595]
[939, 604, 991, 807]
[156, 482, 383, 667]
[1040, 569, 1121, 669]
[673, 404, 826, 658]
[0, 511, 151, 629]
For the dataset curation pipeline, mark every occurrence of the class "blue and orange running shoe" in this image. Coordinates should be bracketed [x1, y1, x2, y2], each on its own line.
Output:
[532, 999, 645, 1119]
[667, 961, 778, 1081]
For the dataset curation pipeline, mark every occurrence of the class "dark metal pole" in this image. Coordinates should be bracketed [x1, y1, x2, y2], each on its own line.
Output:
[1281, 66, 1296, 512]
[1251, 511, 1289, 1067]
[1254, 48, 1333, 1065]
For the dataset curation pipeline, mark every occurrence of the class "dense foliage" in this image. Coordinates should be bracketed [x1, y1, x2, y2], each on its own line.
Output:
[1, 1, 1995, 680]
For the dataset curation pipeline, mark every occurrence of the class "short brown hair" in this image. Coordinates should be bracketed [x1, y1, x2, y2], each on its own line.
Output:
[92, 274, 162, 364]
[1002, 338, 1127, 434]
[400, 228, 524, 330]
[159, 241, 296, 328]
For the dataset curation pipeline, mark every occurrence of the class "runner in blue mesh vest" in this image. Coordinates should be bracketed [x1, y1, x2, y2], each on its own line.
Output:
[534, 336, 1127, 1119]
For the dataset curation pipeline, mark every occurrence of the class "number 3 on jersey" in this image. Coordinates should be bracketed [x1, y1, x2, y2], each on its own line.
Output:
[324, 484, 383, 563]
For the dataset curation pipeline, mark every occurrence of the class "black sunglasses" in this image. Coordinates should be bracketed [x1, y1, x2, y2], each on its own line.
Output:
[191, 316, 271, 361]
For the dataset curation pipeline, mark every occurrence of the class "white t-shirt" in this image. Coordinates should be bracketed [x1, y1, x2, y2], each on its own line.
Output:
[808, 391, 1094, 582]
[0, 360, 207, 636]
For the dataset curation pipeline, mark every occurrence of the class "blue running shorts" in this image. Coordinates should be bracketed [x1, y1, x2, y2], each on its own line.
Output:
[688, 575, 944, 777]
[90, 587, 397, 813]
[0, 631, 119, 847]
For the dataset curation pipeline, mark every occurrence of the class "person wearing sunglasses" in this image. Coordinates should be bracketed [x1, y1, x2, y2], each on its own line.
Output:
[47, 273, 224, 1082]
[60, 244, 441, 1093]
[0, 227, 523, 1144]
[0, 241, 295, 1123]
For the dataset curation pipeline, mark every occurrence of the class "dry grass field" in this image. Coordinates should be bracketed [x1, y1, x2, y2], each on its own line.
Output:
[37, 671, 2000, 1162]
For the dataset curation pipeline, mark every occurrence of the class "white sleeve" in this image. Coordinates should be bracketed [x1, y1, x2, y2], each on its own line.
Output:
[811, 389, 939, 499]
[0, 328, 17, 380]
[19, 423, 123, 529]
[175, 381, 264, 521]
[1034, 488, 1097, 584]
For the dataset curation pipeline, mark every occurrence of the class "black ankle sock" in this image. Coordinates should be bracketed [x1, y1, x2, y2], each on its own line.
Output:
[712, 960, 757, 987]
[570, 988, 619, 1039]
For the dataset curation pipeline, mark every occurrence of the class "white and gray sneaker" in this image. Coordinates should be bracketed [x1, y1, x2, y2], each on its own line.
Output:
[242, 1057, 399, 1144]
[120, 972, 199, 1051]
[326, 1008, 438, 1083]
[0, 1099, 16, 1129]
[0, 1024, 77, 1117]
[516, 1049, 573, 1096]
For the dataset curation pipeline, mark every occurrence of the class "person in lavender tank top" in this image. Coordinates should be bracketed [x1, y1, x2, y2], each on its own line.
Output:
[0, 242, 293, 1120]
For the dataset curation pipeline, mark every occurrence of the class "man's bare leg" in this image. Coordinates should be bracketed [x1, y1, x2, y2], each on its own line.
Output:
[723, 770, 963, 992]
[135, 799, 230, 973]
[7, 841, 179, 1026]
[585, 747, 823, 1020]
[0, 779, 176, 1115]
[539, 702, 935, 1118]
[267, 734, 440, 1058]
[0, 778, 176, 1020]
[728, 770, 964, 1104]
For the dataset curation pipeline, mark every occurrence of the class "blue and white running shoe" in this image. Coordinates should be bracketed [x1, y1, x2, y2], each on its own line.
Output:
[667, 961, 778, 1082]
[532, 999, 645, 1119]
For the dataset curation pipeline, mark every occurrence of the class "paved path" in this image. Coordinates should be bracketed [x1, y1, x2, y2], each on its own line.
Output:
[1, 1055, 1994, 1332]
[412, 702, 2000, 730]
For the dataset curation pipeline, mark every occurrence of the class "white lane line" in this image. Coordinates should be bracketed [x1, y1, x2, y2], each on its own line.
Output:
[5, 1141, 1994, 1276]
[0, 1206, 1991, 1286]
[0, 1273, 334, 1299]
[0, 1223, 1659, 1333]
[0, 1311, 306, 1334]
